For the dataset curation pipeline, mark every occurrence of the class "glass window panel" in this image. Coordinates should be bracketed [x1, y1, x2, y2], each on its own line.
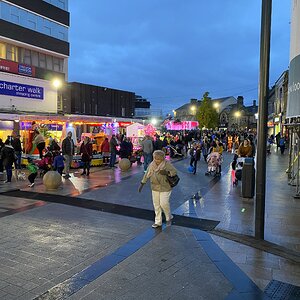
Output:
[11, 14, 20, 23]
[31, 51, 39, 66]
[0, 43, 6, 59]
[6, 45, 18, 61]
[20, 48, 32, 65]
[46, 55, 53, 70]
[53, 57, 60, 72]
[39, 53, 46, 68]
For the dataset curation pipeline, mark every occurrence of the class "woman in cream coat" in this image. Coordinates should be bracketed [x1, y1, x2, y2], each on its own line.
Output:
[138, 150, 177, 228]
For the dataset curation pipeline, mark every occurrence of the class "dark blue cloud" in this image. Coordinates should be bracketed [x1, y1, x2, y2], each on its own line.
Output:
[68, 0, 291, 113]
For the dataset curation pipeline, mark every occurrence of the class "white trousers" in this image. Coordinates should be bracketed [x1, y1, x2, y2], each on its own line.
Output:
[152, 190, 172, 225]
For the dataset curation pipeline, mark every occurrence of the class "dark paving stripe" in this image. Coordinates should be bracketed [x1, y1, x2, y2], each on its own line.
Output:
[192, 229, 269, 300]
[34, 228, 160, 300]
[264, 280, 300, 299]
[0, 201, 46, 218]
[211, 228, 300, 264]
[2, 190, 220, 231]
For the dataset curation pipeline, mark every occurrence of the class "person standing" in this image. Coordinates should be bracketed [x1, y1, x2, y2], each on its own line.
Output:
[0, 139, 16, 183]
[101, 137, 110, 165]
[237, 139, 253, 157]
[80, 136, 93, 175]
[141, 135, 153, 172]
[12, 134, 22, 171]
[138, 150, 177, 228]
[109, 134, 118, 168]
[53, 152, 64, 175]
[62, 131, 75, 178]
[189, 142, 201, 175]
[0, 138, 4, 174]
[32, 130, 45, 159]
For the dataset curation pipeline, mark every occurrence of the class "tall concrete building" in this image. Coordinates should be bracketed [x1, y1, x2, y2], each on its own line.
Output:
[0, 0, 70, 114]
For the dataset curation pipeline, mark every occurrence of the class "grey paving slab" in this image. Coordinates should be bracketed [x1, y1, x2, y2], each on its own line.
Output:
[0, 203, 151, 299]
[69, 227, 233, 300]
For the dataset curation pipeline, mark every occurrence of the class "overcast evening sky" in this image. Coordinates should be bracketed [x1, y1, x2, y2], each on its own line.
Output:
[68, 0, 291, 114]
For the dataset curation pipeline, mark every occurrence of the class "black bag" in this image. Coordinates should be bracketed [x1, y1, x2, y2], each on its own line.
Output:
[167, 174, 180, 188]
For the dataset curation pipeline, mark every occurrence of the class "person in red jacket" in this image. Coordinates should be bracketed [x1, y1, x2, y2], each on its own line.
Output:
[100, 137, 110, 165]
[79, 137, 93, 176]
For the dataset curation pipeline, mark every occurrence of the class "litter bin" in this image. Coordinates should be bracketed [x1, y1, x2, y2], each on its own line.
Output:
[241, 157, 255, 198]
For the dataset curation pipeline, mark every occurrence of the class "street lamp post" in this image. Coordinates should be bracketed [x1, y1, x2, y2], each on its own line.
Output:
[255, 0, 272, 240]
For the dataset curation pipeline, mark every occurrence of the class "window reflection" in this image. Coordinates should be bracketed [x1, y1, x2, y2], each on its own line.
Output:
[0, 2, 68, 41]
[1, 41, 64, 72]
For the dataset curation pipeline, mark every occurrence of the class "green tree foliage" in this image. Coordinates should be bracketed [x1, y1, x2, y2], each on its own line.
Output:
[196, 92, 219, 129]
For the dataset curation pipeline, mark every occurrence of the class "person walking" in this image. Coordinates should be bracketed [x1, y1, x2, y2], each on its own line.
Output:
[26, 157, 38, 187]
[62, 131, 75, 178]
[138, 150, 177, 228]
[279, 136, 286, 154]
[101, 137, 110, 165]
[80, 136, 93, 175]
[141, 135, 153, 172]
[0, 139, 16, 183]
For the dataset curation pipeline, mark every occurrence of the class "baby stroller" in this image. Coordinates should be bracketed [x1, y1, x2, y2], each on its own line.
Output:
[232, 157, 245, 186]
[205, 152, 222, 177]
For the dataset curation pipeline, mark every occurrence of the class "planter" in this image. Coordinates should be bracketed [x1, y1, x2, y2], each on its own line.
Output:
[43, 170, 62, 190]
[119, 158, 131, 171]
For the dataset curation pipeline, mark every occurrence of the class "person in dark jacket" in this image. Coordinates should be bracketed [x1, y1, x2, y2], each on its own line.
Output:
[189, 142, 201, 175]
[62, 131, 75, 178]
[109, 135, 118, 168]
[79, 136, 93, 175]
[1, 139, 16, 183]
[0, 138, 4, 173]
[12, 134, 22, 170]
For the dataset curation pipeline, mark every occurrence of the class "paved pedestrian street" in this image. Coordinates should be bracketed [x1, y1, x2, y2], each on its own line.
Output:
[0, 149, 299, 299]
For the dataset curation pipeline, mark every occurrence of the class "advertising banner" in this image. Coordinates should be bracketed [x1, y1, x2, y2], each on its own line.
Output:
[287, 0, 300, 118]
[0, 80, 44, 99]
[0, 59, 35, 77]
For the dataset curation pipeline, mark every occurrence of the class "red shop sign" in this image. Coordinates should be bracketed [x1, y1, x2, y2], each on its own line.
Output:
[0, 59, 35, 77]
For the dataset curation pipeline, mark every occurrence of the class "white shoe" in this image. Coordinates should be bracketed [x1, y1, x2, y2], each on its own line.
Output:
[166, 215, 174, 226]
[28, 183, 35, 187]
[151, 223, 162, 228]
[4, 180, 11, 183]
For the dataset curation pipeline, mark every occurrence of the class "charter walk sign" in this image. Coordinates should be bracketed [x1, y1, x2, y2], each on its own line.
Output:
[0, 80, 44, 100]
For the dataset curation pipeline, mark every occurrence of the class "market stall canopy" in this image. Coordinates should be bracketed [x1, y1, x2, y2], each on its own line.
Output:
[126, 122, 145, 138]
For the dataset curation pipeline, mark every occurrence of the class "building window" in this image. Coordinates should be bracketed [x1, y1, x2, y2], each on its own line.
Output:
[6, 45, 18, 61]
[0, 43, 6, 59]
[53, 57, 60, 72]
[20, 49, 31, 65]
[39, 53, 46, 68]
[46, 55, 53, 70]
[28, 20, 37, 30]
[31, 51, 39, 67]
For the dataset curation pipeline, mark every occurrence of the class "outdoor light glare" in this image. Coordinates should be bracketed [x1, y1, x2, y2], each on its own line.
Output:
[151, 118, 157, 125]
[255, 113, 259, 119]
[213, 102, 219, 108]
[234, 111, 241, 118]
[52, 79, 62, 88]
[191, 106, 196, 111]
